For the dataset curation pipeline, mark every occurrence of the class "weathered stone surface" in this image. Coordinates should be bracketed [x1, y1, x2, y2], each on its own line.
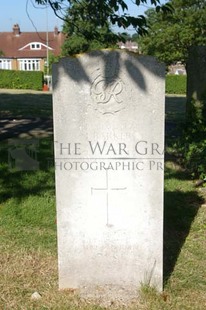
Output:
[53, 50, 165, 302]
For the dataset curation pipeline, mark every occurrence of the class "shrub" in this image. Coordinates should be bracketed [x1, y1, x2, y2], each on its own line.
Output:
[0, 70, 44, 91]
[175, 99, 206, 180]
[166, 75, 187, 94]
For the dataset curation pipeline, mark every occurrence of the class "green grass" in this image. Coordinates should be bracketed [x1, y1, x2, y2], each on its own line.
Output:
[0, 92, 206, 309]
[166, 75, 187, 95]
[0, 140, 206, 309]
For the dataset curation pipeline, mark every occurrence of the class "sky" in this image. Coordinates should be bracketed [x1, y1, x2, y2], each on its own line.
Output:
[0, 0, 167, 33]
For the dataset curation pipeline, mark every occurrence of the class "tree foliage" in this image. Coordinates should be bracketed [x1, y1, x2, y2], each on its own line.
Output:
[61, 0, 117, 55]
[35, 0, 173, 36]
[138, 0, 206, 65]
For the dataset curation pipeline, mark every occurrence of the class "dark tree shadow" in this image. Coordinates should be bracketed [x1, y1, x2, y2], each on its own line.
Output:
[164, 188, 203, 283]
[164, 94, 201, 283]
[0, 92, 52, 118]
[0, 138, 54, 204]
[163, 93, 202, 283]
[0, 117, 53, 141]
[125, 59, 147, 92]
[53, 50, 165, 92]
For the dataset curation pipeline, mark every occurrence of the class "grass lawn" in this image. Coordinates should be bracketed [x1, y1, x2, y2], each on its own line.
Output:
[0, 92, 206, 309]
[0, 91, 52, 118]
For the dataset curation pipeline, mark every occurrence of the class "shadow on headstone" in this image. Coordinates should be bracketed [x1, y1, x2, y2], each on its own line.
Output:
[53, 49, 164, 94]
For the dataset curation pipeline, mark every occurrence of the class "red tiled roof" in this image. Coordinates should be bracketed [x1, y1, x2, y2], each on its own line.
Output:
[0, 25, 65, 58]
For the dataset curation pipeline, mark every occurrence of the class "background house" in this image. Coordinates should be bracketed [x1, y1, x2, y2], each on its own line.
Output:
[168, 62, 186, 75]
[0, 24, 64, 72]
[117, 41, 139, 53]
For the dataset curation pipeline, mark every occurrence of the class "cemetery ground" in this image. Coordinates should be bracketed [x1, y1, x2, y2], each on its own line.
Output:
[0, 90, 206, 309]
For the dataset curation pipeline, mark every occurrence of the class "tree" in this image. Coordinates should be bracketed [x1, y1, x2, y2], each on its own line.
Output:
[45, 52, 60, 74]
[35, 0, 173, 37]
[137, 1, 206, 181]
[61, 0, 117, 55]
[138, 0, 206, 65]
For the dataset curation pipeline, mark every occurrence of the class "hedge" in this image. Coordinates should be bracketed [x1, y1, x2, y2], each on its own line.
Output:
[0, 70, 186, 94]
[166, 74, 187, 95]
[0, 70, 44, 91]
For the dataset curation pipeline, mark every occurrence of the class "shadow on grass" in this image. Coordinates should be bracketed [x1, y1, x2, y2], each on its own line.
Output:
[0, 118, 53, 141]
[165, 96, 186, 123]
[165, 95, 186, 140]
[164, 165, 190, 181]
[0, 92, 53, 141]
[0, 92, 52, 118]
[0, 166, 55, 204]
[163, 171, 204, 284]
[0, 138, 54, 204]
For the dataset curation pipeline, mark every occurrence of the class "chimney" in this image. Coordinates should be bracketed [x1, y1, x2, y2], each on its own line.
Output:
[54, 26, 59, 36]
[13, 24, 20, 36]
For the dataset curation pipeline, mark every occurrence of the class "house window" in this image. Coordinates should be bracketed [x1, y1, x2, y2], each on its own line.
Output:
[0, 59, 12, 70]
[18, 59, 40, 71]
[30, 43, 41, 50]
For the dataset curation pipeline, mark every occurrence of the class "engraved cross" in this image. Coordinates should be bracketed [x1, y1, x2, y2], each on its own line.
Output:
[91, 170, 127, 227]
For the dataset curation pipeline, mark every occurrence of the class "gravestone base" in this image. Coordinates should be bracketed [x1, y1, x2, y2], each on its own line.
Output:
[79, 284, 140, 307]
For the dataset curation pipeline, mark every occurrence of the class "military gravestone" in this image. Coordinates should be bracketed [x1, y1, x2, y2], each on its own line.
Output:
[53, 50, 165, 303]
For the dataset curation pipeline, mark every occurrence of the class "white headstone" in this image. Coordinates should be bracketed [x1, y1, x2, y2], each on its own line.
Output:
[53, 50, 165, 303]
